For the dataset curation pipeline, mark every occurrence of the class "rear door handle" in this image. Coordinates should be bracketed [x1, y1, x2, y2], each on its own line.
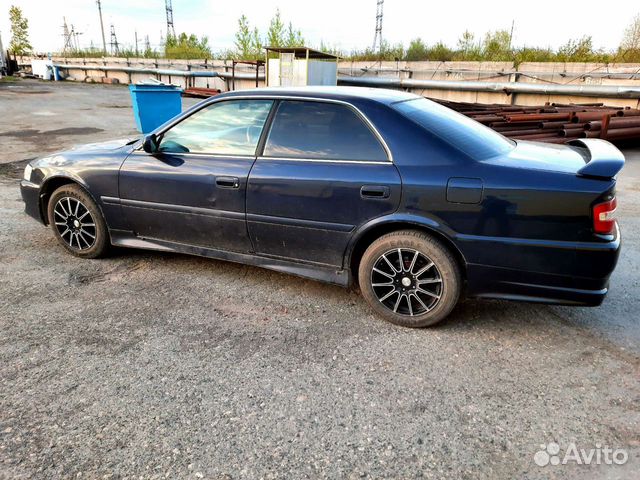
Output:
[361, 185, 390, 199]
[216, 176, 240, 189]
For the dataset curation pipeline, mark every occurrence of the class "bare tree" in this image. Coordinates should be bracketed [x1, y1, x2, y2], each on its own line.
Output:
[621, 14, 640, 50]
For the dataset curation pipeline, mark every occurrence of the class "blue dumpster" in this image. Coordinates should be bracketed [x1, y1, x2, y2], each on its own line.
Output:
[129, 84, 182, 134]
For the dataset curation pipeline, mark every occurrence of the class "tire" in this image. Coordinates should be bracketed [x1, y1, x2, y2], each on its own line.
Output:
[358, 230, 461, 327]
[47, 184, 109, 259]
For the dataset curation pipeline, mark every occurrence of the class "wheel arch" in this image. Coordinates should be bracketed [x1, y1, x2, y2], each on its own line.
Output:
[346, 217, 467, 287]
[39, 175, 98, 225]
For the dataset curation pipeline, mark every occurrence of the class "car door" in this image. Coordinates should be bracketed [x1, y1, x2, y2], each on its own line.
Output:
[246, 99, 401, 267]
[119, 98, 273, 252]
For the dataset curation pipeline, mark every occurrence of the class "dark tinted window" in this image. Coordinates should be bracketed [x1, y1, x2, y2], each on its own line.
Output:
[393, 97, 514, 160]
[263, 101, 388, 161]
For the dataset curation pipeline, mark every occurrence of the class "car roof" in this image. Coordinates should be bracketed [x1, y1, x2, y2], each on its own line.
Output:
[219, 86, 420, 105]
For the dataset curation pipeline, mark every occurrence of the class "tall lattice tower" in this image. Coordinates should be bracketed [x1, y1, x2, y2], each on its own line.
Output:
[165, 0, 176, 39]
[109, 23, 120, 55]
[372, 0, 384, 52]
[62, 18, 82, 53]
[62, 17, 73, 53]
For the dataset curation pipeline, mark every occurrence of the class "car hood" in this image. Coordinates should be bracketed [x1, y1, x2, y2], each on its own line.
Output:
[67, 137, 141, 152]
[30, 137, 140, 171]
[483, 140, 587, 174]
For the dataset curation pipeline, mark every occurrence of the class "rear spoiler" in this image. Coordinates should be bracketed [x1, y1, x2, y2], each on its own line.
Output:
[567, 139, 625, 180]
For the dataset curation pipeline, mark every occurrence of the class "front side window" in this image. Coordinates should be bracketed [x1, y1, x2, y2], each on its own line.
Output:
[159, 100, 273, 155]
[263, 101, 388, 161]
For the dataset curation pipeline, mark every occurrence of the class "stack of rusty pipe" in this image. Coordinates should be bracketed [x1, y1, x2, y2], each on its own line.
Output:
[435, 99, 640, 144]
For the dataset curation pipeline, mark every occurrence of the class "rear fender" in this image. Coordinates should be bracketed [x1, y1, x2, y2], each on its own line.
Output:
[344, 213, 466, 271]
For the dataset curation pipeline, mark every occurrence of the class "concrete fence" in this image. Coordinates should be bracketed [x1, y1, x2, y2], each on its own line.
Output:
[24, 56, 640, 108]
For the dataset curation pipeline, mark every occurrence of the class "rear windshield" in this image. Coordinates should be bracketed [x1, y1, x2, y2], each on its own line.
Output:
[392, 97, 515, 160]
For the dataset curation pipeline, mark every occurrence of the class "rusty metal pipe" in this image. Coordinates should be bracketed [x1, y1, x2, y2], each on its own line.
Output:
[498, 128, 549, 136]
[571, 111, 618, 123]
[582, 131, 602, 138]
[491, 121, 541, 128]
[508, 132, 561, 140]
[540, 121, 574, 130]
[506, 113, 571, 122]
[561, 128, 585, 137]
[602, 127, 640, 139]
[338, 76, 640, 99]
[585, 117, 640, 130]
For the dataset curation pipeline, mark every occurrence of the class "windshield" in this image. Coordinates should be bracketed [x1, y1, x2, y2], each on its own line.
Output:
[392, 97, 515, 160]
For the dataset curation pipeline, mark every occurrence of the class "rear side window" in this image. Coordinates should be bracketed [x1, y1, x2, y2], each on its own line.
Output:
[263, 101, 388, 161]
[393, 97, 515, 160]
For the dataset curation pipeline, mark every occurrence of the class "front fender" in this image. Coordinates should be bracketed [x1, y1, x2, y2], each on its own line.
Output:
[35, 172, 104, 226]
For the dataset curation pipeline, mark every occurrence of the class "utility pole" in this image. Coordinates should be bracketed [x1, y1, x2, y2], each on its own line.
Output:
[72, 25, 82, 51]
[509, 20, 515, 49]
[372, 0, 384, 52]
[96, 0, 107, 55]
[134, 30, 139, 57]
[165, 0, 176, 39]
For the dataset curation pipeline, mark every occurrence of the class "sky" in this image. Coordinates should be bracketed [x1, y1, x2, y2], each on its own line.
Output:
[0, 0, 637, 54]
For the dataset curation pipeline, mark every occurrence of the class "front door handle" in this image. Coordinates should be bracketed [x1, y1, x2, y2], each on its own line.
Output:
[216, 176, 240, 189]
[361, 185, 390, 199]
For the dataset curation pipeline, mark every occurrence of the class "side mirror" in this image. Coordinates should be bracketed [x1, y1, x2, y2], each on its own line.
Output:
[142, 134, 158, 154]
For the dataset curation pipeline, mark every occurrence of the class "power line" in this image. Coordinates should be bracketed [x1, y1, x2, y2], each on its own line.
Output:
[372, 0, 384, 52]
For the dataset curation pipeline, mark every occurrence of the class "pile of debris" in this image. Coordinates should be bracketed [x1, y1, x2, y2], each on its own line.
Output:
[437, 100, 640, 144]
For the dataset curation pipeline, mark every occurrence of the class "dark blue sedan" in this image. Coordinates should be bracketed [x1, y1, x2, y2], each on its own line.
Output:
[20, 87, 623, 327]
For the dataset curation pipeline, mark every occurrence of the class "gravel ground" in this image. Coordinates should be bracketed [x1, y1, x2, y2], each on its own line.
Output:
[0, 80, 639, 479]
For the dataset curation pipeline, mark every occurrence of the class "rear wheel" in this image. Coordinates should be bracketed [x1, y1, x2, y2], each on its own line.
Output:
[47, 184, 109, 258]
[358, 230, 461, 327]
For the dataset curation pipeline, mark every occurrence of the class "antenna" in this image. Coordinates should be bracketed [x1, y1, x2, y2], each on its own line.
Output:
[109, 23, 119, 56]
[96, 0, 107, 55]
[165, 0, 176, 39]
[372, 0, 384, 52]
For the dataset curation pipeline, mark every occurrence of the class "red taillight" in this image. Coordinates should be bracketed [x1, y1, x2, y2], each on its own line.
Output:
[593, 197, 617, 234]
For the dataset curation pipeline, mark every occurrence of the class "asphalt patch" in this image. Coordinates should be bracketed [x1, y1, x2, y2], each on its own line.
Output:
[0, 127, 104, 138]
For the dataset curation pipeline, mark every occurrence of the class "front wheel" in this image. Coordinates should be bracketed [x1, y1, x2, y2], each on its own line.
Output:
[358, 230, 461, 327]
[47, 184, 109, 258]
